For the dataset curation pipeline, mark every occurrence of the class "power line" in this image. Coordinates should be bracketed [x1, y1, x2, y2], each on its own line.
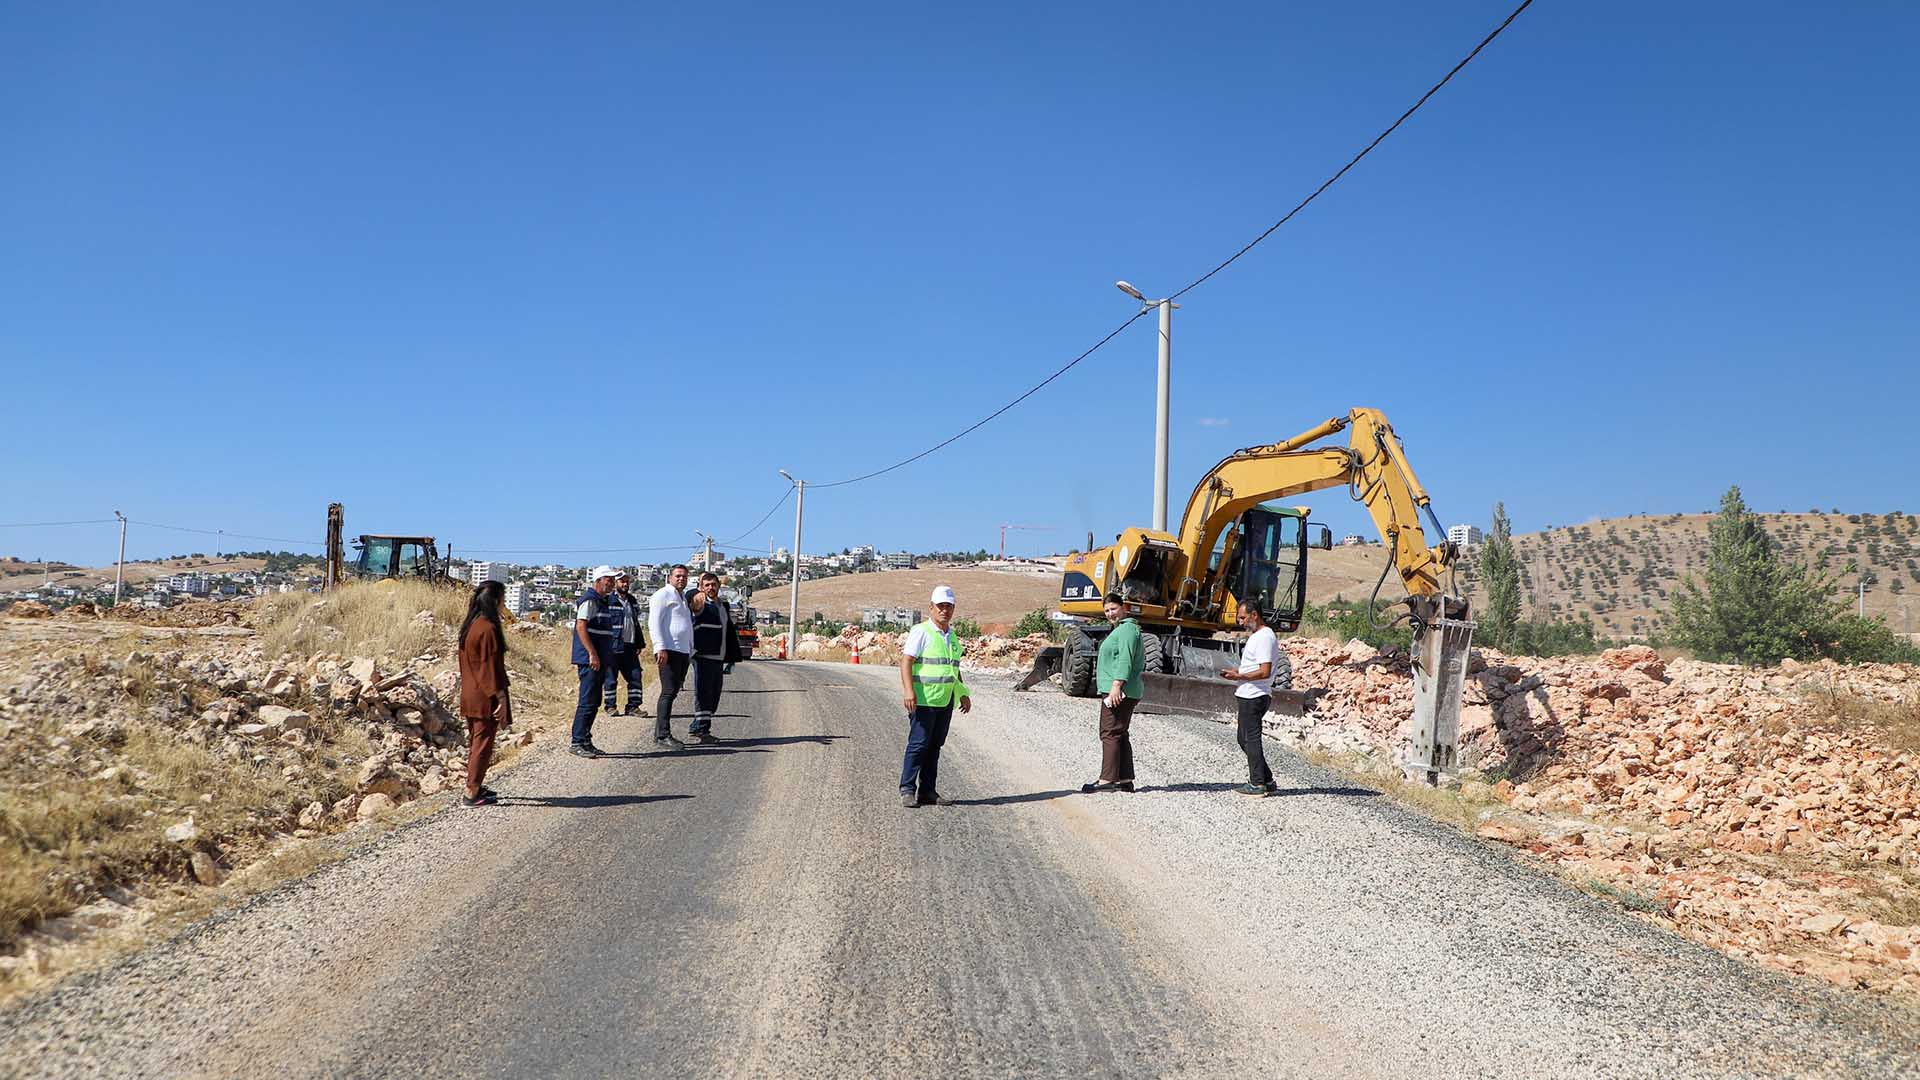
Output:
[812, 0, 1534, 489]
[0, 519, 117, 528]
[1169, 0, 1535, 302]
[718, 487, 793, 546]
[127, 519, 327, 548]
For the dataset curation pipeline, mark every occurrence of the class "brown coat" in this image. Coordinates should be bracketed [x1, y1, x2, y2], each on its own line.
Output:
[459, 617, 510, 720]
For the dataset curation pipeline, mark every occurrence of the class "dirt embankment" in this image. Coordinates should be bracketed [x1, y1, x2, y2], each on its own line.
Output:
[0, 582, 578, 999]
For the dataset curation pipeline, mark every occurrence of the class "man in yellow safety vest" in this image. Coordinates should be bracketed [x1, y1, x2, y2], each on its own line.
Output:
[897, 585, 972, 807]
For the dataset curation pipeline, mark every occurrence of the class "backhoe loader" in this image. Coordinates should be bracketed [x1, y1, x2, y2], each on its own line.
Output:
[1015, 408, 1476, 780]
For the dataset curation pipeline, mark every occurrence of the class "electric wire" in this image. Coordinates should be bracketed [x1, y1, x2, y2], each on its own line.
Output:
[127, 519, 327, 548]
[718, 487, 793, 546]
[811, 0, 1534, 490]
[0, 519, 117, 528]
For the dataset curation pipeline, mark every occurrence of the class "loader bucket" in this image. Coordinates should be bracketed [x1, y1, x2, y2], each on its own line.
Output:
[1402, 596, 1476, 784]
[1014, 646, 1064, 692]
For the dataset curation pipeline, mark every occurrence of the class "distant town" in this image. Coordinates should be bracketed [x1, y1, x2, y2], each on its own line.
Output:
[0, 543, 1053, 630]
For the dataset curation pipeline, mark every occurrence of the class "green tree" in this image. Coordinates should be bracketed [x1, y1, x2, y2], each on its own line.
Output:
[1668, 486, 1845, 665]
[1477, 502, 1522, 649]
[952, 617, 983, 639]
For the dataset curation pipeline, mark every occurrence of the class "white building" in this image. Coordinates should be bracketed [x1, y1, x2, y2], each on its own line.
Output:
[1447, 525, 1485, 550]
[468, 561, 509, 584]
[884, 552, 916, 570]
[1340, 534, 1366, 547]
[503, 582, 531, 616]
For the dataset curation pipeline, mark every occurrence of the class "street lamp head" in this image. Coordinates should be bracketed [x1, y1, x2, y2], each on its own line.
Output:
[778, 469, 795, 483]
[1115, 280, 1146, 302]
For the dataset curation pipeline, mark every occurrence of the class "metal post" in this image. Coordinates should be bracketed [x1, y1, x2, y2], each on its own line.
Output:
[112, 511, 127, 608]
[1860, 579, 1866, 617]
[1153, 298, 1172, 533]
[780, 472, 806, 657]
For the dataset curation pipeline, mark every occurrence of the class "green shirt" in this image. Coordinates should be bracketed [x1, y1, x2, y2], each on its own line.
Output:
[1096, 618, 1146, 700]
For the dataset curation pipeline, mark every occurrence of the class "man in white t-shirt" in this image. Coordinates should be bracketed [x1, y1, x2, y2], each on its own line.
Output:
[1218, 603, 1279, 796]
[646, 564, 695, 750]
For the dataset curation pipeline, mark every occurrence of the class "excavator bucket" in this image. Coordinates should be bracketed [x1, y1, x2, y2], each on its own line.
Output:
[1402, 596, 1476, 784]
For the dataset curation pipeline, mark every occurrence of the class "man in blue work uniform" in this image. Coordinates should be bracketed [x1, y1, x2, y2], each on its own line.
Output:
[570, 566, 620, 758]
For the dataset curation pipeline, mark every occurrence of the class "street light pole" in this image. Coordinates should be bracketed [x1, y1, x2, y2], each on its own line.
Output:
[113, 511, 127, 608]
[779, 470, 805, 656]
[1117, 280, 1177, 532]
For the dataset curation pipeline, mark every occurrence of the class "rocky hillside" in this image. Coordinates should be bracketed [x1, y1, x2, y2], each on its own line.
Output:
[1312, 510, 1920, 640]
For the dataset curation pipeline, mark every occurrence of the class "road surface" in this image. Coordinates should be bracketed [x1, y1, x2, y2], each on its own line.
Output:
[4, 661, 1918, 1079]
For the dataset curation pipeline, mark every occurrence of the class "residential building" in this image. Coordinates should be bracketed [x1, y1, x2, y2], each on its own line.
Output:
[1340, 534, 1366, 547]
[503, 582, 531, 616]
[1447, 525, 1485, 550]
[469, 561, 509, 585]
[864, 607, 923, 627]
[884, 552, 916, 570]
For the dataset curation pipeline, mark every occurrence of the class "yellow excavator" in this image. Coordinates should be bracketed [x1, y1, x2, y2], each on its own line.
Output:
[1015, 408, 1476, 779]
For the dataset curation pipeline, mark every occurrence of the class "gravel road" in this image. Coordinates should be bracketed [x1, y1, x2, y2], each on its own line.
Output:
[4, 661, 1917, 1079]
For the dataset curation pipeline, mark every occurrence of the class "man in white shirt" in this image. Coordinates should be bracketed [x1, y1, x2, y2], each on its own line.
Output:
[1218, 603, 1279, 796]
[647, 564, 695, 750]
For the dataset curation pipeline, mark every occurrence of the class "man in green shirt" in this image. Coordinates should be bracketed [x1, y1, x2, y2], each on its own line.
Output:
[1082, 592, 1145, 794]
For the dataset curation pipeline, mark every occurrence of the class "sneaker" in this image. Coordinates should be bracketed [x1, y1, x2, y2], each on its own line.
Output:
[901, 791, 919, 808]
[568, 743, 597, 758]
[1234, 783, 1271, 797]
[583, 743, 608, 758]
[460, 791, 498, 807]
[478, 785, 500, 799]
[918, 793, 951, 807]
[655, 736, 688, 751]
[686, 733, 716, 745]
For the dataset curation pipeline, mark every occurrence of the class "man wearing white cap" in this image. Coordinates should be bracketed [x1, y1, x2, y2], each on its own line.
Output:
[568, 566, 621, 757]
[897, 584, 972, 807]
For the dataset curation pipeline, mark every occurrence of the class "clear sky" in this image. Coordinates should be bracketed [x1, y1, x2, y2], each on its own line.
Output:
[4, 1, 1916, 568]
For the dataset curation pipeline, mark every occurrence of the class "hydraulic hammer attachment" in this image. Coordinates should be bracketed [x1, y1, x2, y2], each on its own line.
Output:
[1402, 594, 1476, 785]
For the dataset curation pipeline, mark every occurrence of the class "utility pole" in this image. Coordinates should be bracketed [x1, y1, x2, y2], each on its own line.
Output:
[779, 470, 805, 655]
[1860, 578, 1867, 618]
[112, 511, 128, 607]
[694, 531, 714, 573]
[1116, 281, 1177, 532]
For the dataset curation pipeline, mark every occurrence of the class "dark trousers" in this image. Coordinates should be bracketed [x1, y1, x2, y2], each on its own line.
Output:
[602, 649, 643, 712]
[690, 656, 726, 735]
[1236, 693, 1274, 787]
[573, 663, 609, 746]
[1098, 697, 1138, 783]
[654, 650, 690, 740]
[899, 703, 954, 797]
[465, 716, 499, 796]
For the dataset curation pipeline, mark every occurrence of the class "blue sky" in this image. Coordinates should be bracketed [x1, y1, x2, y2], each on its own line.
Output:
[4, 1, 1916, 567]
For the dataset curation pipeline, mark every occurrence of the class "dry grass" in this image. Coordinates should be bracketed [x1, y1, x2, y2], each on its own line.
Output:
[1796, 683, 1920, 754]
[0, 689, 369, 951]
[256, 579, 469, 662]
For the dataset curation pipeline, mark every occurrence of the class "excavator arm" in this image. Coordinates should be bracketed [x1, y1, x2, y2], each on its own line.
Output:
[1174, 408, 1459, 606]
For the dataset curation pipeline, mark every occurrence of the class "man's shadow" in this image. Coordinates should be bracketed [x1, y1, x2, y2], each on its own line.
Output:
[496, 793, 694, 809]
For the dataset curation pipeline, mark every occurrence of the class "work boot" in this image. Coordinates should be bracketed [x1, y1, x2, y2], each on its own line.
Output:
[901, 791, 919, 808]
[568, 743, 598, 759]
[655, 735, 688, 751]
[1233, 783, 1271, 797]
[918, 792, 951, 807]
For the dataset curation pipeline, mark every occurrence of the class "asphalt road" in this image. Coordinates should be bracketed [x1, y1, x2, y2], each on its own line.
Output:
[5, 661, 1919, 1079]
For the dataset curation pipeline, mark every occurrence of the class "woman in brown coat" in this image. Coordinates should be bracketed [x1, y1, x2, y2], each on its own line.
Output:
[457, 580, 512, 807]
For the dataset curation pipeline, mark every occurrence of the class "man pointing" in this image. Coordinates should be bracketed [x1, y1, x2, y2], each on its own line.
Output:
[898, 585, 971, 808]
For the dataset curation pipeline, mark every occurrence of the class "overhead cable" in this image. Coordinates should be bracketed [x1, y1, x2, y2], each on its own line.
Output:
[811, 0, 1534, 489]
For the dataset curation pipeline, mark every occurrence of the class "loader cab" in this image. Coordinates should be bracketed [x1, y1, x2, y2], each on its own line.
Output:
[1222, 506, 1325, 632]
[352, 535, 441, 583]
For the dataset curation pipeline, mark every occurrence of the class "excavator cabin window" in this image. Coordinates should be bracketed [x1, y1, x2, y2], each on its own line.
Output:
[1232, 508, 1306, 630]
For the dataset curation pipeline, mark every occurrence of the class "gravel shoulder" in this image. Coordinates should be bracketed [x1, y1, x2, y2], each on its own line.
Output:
[3, 661, 1917, 1079]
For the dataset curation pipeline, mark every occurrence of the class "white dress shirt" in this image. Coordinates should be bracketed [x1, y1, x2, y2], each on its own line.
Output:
[648, 585, 694, 654]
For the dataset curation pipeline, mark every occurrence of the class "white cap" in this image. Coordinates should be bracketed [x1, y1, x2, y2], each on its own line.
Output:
[591, 565, 618, 581]
[930, 585, 957, 606]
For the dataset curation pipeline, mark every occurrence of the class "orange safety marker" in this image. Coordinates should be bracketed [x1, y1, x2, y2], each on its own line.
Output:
[778, 635, 788, 660]
[850, 641, 861, 664]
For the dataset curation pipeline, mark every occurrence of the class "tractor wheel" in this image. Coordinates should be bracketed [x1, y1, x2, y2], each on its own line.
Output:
[1141, 632, 1165, 675]
[1061, 629, 1096, 697]
[1272, 651, 1294, 690]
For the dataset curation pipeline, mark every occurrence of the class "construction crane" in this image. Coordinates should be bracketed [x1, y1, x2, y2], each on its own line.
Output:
[1014, 409, 1475, 781]
[998, 523, 1056, 561]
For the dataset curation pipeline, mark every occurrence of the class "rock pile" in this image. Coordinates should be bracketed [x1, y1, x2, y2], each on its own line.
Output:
[1264, 637, 1920, 995]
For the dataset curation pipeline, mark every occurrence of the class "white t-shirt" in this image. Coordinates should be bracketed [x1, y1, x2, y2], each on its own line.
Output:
[648, 585, 694, 653]
[1235, 626, 1279, 699]
[901, 623, 957, 659]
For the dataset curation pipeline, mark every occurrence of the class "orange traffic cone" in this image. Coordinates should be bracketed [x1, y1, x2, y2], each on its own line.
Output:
[850, 641, 861, 664]
[778, 635, 788, 660]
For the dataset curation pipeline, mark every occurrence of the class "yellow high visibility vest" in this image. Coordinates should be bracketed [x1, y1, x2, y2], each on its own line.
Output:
[909, 621, 968, 707]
